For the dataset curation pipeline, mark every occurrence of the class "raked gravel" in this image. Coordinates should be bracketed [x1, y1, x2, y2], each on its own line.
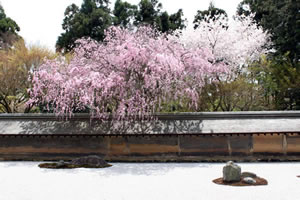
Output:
[0, 162, 299, 200]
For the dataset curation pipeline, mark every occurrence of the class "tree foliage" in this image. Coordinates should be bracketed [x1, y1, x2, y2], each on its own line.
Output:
[30, 26, 227, 120]
[250, 54, 300, 110]
[0, 4, 20, 49]
[113, 0, 137, 28]
[237, 0, 300, 63]
[56, 0, 112, 53]
[134, 0, 161, 26]
[193, 2, 227, 29]
[0, 39, 55, 113]
[57, 0, 187, 52]
[197, 76, 266, 111]
[134, 0, 186, 32]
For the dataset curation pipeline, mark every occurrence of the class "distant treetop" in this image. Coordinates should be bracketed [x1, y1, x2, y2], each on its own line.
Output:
[237, 0, 300, 64]
[0, 4, 20, 49]
[193, 2, 227, 29]
[56, 0, 186, 53]
[56, 0, 112, 53]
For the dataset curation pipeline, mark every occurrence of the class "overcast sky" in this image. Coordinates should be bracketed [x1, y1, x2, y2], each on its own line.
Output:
[0, 0, 242, 51]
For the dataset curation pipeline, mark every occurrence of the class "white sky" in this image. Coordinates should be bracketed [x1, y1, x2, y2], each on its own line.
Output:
[0, 0, 242, 51]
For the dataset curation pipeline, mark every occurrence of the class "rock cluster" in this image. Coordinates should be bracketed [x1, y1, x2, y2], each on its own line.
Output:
[39, 155, 112, 169]
[216, 161, 267, 186]
[222, 161, 259, 184]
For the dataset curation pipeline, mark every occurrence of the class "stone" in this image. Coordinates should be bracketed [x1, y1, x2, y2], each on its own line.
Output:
[39, 155, 112, 169]
[69, 155, 112, 168]
[241, 172, 257, 178]
[222, 161, 241, 182]
[242, 177, 256, 184]
[56, 160, 67, 167]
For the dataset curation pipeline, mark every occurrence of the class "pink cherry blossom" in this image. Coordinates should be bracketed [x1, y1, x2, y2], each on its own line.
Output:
[29, 26, 228, 120]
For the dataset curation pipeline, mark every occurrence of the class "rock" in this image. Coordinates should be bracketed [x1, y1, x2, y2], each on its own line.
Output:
[39, 155, 112, 169]
[56, 160, 67, 168]
[38, 163, 62, 169]
[241, 172, 257, 178]
[223, 161, 241, 182]
[242, 177, 256, 184]
[69, 155, 112, 168]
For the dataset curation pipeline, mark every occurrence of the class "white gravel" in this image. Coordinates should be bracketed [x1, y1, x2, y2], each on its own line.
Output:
[0, 162, 299, 200]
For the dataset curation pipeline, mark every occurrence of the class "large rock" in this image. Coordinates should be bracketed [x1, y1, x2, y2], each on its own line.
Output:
[222, 161, 241, 182]
[39, 155, 112, 169]
[70, 155, 111, 168]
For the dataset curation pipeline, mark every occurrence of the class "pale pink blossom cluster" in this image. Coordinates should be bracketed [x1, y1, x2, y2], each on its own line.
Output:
[29, 26, 228, 120]
[176, 14, 271, 72]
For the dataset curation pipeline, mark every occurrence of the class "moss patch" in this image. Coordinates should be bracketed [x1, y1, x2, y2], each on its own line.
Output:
[38, 163, 112, 169]
[213, 174, 268, 186]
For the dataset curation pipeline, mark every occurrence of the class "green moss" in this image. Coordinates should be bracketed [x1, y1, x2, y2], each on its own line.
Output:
[38, 163, 112, 169]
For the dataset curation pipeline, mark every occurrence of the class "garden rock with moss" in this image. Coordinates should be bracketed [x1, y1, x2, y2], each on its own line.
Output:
[213, 161, 268, 186]
[38, 155, 112, 169]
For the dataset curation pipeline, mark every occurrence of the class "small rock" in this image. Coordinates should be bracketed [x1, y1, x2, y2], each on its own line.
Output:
[242, 172, 257, 178]
[242, 177, 256, 184]
[57, 160, 67, 167]
[223, 161, 241, 182]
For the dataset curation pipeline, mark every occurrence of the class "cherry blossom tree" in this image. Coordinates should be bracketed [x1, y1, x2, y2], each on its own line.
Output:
[29, 26, 227, 120]
[173, 14, 273, 112]
[175, 14, 272, 72]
